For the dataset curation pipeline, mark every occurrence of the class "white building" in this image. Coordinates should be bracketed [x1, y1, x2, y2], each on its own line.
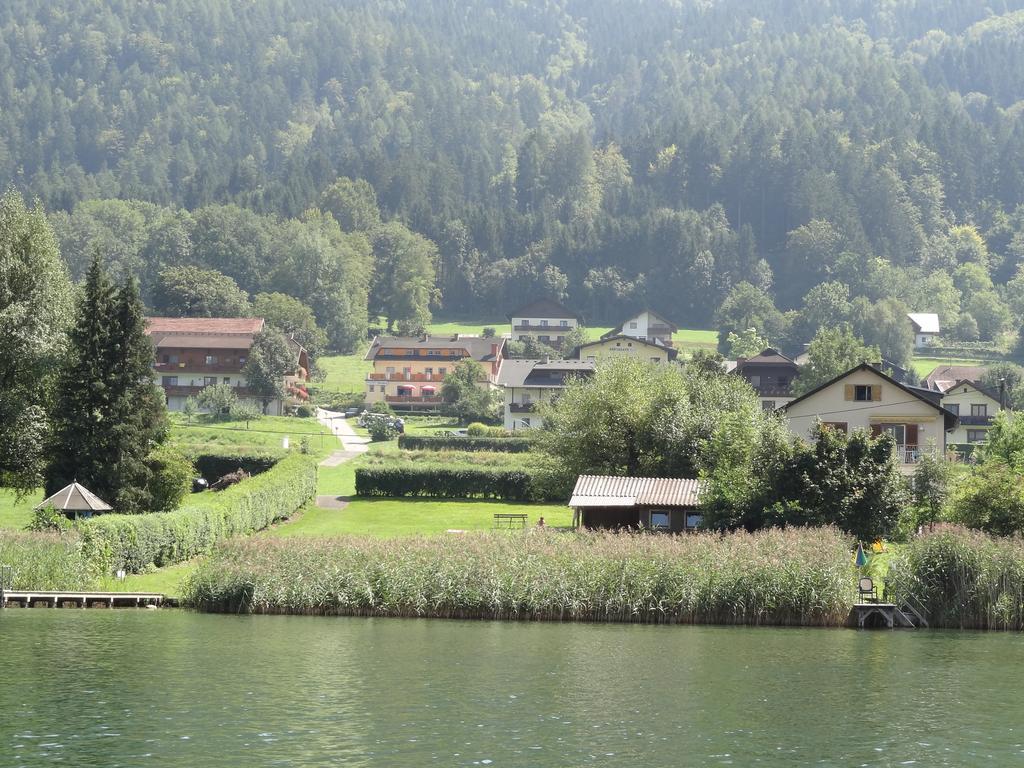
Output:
[496, 358, 595, 430]
[781, 363, 959, 474]
[907, 313, 940, 348]
[940, 379, 1003, 447]
[601, 310, 677, 346]
[507, 298, 582, 349]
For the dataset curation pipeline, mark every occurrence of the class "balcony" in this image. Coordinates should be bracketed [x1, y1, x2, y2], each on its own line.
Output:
[957, 415, 993, 427]
[385, 395, 443, 405]
[154, 362, 245, 374]
[368, 372, 446, 382]
[509, 403, 537, 413]
[513, 324, 571, 332]
[752, 385, 793, 397]
[162, 384, 255, 398]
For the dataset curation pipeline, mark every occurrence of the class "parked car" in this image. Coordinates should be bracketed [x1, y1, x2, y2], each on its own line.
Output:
[344, 407, 360, 418]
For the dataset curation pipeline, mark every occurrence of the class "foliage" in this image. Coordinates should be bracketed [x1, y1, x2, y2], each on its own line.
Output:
[319, 177, 382, 233]
[355, 466, 542, 501]
[182, 397, 198, 423]
[442, 360, 501, 423]
[144, 445, 195, 514]
[911, 449, 952, 530]
[243, 327, 296, 413]
[252, 292, 328, 362]
[0, 531, 96, 590]
[185, 527, 856, 626]
[538, 356, 773, 480]
[47, 256, 169, 514]
[398, 434, 532, 452]
[192, 454, 279, 481]
[702, 424, 909, 541]
[982, 363, 1023, 410]
[80, 452, 318, 573]
[792, 327, 880, 395]
[886, 529, 1024, 630]
[0, 191, 73, 494]
[197, 383, 240, 420]
[367, 416, 399, 442]
[152, 265, 251, 317]
[370, 222, 439, 333]
[27, 506, 74, 533]
[726, 328, 769, 359]
[949, 461, 1024, 536]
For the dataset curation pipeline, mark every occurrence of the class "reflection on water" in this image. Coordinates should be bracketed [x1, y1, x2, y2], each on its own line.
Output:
[1, 611, 1024, 766]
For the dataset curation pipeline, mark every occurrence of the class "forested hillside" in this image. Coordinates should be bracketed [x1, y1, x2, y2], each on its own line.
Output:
[3, 0, 1024, 359]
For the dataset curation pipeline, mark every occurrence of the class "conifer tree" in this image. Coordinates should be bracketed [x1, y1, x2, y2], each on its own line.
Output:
[47, 256, 169, 512]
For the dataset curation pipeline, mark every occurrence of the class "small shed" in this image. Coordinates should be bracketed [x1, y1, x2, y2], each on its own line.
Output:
[35, 482, 113, 521]
[569, 475, 702, 532]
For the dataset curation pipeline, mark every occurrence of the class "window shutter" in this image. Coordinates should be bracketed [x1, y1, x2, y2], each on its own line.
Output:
[906, 424, 919, 446]
[872, 385, 882, 401]
[870, 424, 882, 438]
[844, 384, 854, 401]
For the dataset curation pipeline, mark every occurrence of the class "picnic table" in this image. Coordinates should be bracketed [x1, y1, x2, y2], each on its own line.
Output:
[493, 513, 528, 529]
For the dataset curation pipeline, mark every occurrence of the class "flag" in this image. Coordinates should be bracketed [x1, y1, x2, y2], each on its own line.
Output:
[855, 542, 868, 568]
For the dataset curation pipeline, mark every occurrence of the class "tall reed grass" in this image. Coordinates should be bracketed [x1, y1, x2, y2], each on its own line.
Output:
[185, 527, 856, 626]
[0, 531, 96, 590]
[886, 528, 1024, 630]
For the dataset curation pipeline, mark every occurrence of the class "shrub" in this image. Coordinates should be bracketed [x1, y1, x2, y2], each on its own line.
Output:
[949, 461, 1024, 535]
[27, 505, 73, 532]
[0, 531, 96, 590]
[145, 445, 195, 513]
[466, 422, 489, 436]
[398, 434, 532, 452]
[369, 401, 394, 416]
[80, 452, 318, 573]
[295, 404, 314, 418]
[367, 418, 399, 442]
[192, 453, 279, 481]
[355, 466, 539, 501]
[886, 529, 1024, 630]
[185, 526, 856, 626]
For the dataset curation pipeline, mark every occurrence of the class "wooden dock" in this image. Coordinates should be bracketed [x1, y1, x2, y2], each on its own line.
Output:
[1, 590, 166, 609]
[849, 602, 926, 629]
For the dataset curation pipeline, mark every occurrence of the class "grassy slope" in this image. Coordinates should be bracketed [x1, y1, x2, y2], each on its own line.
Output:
[911, 356, 990, 378]
[168, 414, 333, 458]
[0, 490, 41, 530]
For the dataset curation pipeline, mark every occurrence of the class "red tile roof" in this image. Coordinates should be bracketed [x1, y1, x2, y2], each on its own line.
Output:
[146, 317, 264, 335]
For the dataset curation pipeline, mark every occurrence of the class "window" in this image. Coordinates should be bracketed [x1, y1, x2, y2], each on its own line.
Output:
[161, 376, 178, 387]
[439, 368, 447, 376]
[522, 393, 532, 403]
[386, 366, 395, 374]
[239, 356, 247, 365]
[649, 511, 671, 531]
[750, 375, 761, 387]
[222, 377, 230, 384]
[203, 377, 217, 387]
[946, 403, 959, 416]
[539, 335, 550, 342]
[521, 417, 531, 428]
[425, 367, 433, 375]
[762, 400, 776, 412]
[880, 424, 906, 445]
[557, 336, 565, 344]
[427, 350, 440, 356]
[205, 355, 218, 365]
[686, 514, 703, 530]
[629, 321, 638, 330]
[560, 320, 568, 327]
[971, 404, 988, 417]
[521, 319, 530, 326]
[967, 429, 988, 443]
[540, 319, 549, 327]
[850, 384, 878, 401]
[821, 422, 848, 434]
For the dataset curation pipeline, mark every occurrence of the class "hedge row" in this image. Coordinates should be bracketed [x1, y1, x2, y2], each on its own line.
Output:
[397, 434, 533, 453]
[193, 453, 279, 481]
[81, 452, 318, 573]
[355, 466, 539, 501]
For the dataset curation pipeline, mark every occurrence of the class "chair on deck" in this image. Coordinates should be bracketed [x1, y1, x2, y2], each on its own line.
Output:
[858, 576, 878, 603]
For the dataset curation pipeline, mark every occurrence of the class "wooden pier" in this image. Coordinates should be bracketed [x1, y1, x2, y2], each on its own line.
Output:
[849, 602, 927, 629]
[1, 590, 165, 609]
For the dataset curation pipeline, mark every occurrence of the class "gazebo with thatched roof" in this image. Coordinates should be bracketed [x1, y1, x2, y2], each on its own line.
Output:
[35, 482, 113, 521]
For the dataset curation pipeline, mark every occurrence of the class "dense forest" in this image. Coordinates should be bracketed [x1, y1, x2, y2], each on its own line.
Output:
[3, 0, 1024, 360]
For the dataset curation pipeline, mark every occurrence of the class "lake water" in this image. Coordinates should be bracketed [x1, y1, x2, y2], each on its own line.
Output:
[2, 611, 1024, 766]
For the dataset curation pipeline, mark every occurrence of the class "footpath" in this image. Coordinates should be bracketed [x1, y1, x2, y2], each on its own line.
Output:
[314, 408, 371, 509]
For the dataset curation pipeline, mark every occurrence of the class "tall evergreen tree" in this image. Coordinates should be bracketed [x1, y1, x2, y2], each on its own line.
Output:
[46, 256, 168, 513]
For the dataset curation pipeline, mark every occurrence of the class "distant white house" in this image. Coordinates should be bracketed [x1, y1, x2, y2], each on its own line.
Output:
[907, 313, 940, 348]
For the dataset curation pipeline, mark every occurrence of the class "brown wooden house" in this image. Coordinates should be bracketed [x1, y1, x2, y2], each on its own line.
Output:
[569, 475, 702, 532]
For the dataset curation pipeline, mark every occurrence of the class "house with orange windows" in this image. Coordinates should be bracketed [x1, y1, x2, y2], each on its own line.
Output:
[363, 334, 506, 411]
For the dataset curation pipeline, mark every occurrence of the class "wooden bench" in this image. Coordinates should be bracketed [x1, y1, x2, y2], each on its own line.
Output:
[493, 513, 528, 529]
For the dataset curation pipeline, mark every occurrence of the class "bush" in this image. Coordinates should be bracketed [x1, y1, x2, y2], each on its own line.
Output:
[355, 465, 553, 501]
[145, 445, 195, 513]
[886, 528, 1024, 630]
[466, 422, 489, 436]
[369, 401, 394, 416]
[949, 461, 1024, 535]
[398, 434, 532, 452]
[295, 404, 314, 418]
[367, 417, 399, 442]
[27, 505, 73, 532]
[80, 452, 318, 573]
[192, 453, 279, 481]
[0, 531, 96, 590]
[185, 527, 856, 626]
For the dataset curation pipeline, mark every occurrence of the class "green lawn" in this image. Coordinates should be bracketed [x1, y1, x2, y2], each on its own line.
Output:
[911, 356, 989, 378]
[169, 414, 333, 458]
[0, 489, 41, 530]
[102, 560, 199, 598]
[316, 353, 372, 395]
[267, 498, 570, 538]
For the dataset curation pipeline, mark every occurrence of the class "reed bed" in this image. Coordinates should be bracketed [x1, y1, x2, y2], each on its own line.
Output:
[185, 527, 856, 626]
[0, 531, 96, 590]
[886, 528, 1024, 630]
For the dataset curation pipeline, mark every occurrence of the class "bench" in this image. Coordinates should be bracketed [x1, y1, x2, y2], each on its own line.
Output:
[494, 513, 528, 529]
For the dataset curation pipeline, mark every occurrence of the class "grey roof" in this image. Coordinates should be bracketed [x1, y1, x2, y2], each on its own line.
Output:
[923, 364, 987, 392]
[364, 335, 505, 362]
[736, 348, 798, 367]
[507, 298, 581, 320]
[35, 482, 113, 512]
[569, 475, 701, 509]
[497, 359, 594, 388]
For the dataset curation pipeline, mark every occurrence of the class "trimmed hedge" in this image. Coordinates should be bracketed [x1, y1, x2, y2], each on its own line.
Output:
[81, 452, 318, 573]
[193, 453, 279, 481]
[356, 466, 536, 501]
[398, 434, 533, 453]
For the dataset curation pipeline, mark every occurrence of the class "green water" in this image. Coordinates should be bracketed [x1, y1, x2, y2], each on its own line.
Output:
[2, 611, 1024, 766]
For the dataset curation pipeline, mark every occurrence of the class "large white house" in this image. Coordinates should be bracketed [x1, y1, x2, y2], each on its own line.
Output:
[507, 298, 582, 349]
[781, 363, 959, 474]
[940, 379, 1003, 447]
[496, 358, 594, 430]
[601, 310, 677, 347]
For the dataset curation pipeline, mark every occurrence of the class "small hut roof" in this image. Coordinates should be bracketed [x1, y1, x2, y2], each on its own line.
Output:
[35, 482, 113, 512]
